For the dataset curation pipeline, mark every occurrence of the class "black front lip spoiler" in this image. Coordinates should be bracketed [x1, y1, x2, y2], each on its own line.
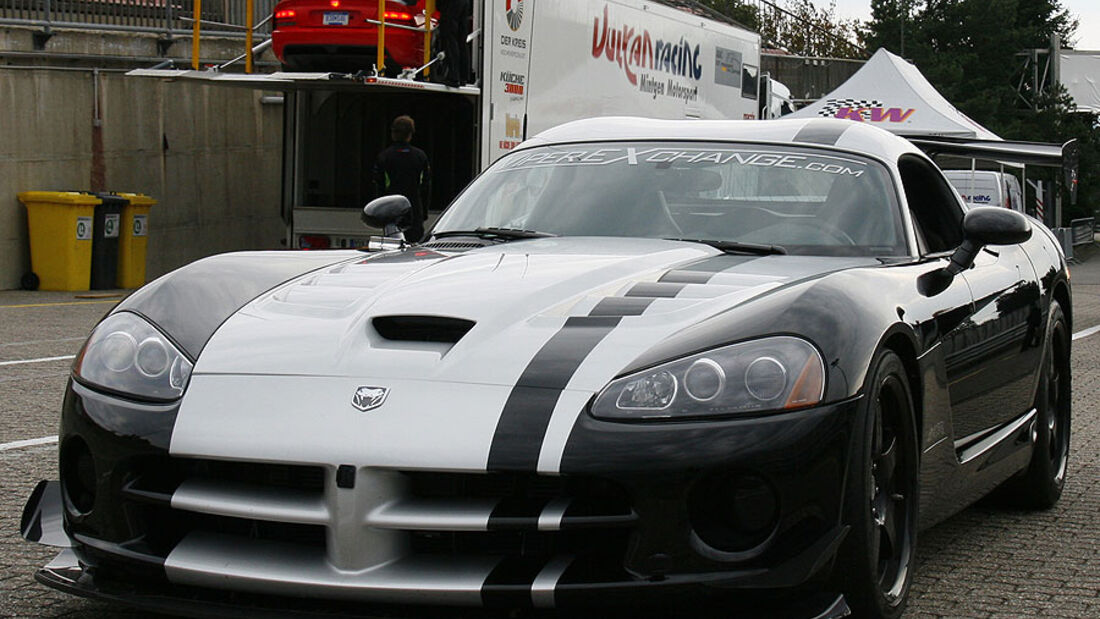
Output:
[35, 548, 851, 618]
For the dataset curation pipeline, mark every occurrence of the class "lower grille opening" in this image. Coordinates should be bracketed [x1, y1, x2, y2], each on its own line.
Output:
[405, 471, 627, 503]
[411, 528, 632, 559]
[141, 507, 328, 557]
[184, 459, 325, 493]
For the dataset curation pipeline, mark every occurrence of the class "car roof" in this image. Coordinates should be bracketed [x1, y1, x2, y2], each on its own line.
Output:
[519, 117, 924, 166]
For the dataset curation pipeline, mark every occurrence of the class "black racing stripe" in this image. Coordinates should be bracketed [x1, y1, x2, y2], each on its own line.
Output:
[487, 316, 621, 471]
[481, 557, 544, 607]
[626, 282, 686, 298]
[659, 270, 715, 284]
[659, 254, 760, 284]
[793, 120, 851, 146]
[681, 254, 758, 273]
[588, 296, 656, 317]
[487, 497, 551, 530]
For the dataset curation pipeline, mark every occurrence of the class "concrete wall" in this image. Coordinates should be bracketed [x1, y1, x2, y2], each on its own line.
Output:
[0, 25, 284, 290]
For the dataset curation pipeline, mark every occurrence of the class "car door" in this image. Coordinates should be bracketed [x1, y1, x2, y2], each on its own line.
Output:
[949, 243, 1043, 440]
[900, 155, 1042, 447]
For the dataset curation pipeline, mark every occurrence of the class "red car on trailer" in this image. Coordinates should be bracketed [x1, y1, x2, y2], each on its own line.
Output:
[272, 0, 428, 72]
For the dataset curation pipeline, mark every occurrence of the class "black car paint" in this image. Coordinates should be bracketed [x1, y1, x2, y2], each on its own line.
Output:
[611, 231, 1065, 531]
[114, 251, 357, 360]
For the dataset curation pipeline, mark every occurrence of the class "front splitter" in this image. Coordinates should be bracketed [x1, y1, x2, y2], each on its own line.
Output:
[37, 549, 850, 619]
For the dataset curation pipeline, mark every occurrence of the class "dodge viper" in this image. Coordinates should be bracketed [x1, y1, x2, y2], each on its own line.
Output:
[21, 118, 1072, 619]
[272, 0, 428, 72]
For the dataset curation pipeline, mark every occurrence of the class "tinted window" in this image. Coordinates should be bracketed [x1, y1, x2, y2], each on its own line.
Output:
[435, 141, 907, 257]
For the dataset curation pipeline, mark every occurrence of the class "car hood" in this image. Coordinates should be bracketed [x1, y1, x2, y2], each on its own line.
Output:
[195, 237, 873, 387]
[176, 238, 876, 469]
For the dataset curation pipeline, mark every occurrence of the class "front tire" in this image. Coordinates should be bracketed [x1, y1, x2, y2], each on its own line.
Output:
[1000, 300, 1071, 509]
[837, 349, 919, 619]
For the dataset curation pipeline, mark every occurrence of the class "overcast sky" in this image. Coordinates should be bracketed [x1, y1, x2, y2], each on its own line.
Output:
[831, 0, 1100, 50]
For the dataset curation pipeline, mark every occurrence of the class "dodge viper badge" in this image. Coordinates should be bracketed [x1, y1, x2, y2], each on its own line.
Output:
[352, 386, 388, 411]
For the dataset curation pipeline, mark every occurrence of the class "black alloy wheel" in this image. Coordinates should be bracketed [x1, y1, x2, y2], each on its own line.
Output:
[837, 349, 919, 619]
[1001, 300, 1071, 509]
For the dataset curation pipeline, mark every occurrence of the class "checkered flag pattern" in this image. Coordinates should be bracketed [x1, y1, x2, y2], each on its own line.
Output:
[817, 99, 884, 117]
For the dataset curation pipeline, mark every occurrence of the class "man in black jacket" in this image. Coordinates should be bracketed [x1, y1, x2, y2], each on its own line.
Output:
[373, 115, 432, 242]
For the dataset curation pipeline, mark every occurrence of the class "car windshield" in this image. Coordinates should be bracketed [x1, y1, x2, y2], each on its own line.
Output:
[432, 141, 907, 257]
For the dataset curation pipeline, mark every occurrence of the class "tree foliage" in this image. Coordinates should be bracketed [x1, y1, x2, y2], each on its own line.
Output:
[865, 0, 1096, 221]
[697, 0, 865, 58]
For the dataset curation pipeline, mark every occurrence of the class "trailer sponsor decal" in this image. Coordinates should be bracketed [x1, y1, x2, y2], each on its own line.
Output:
[591, 5, 703, 90]
[714, 47, 742, 88]
[817, 98, 916, 123]
[503, 146, 866, 177]
[505, 0, 524, 31]
[501, 70, 526, 96]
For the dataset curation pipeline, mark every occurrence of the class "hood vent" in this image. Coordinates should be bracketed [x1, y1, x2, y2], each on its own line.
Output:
[420, 240, 493, 251]
[372, 316, 476, 344]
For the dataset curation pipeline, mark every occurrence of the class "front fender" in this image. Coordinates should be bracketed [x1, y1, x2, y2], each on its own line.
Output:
[112, 250, 359, 360]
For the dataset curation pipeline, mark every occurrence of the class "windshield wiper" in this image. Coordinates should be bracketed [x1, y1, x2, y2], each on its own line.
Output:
[665, 238, 787, 255]
[433, 227, 557, 240]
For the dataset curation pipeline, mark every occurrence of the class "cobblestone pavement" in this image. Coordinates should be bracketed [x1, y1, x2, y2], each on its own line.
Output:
[1, 257, 1099, 618]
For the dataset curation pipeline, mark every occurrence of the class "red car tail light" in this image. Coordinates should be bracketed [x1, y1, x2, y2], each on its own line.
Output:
[275, 9, 295, 19]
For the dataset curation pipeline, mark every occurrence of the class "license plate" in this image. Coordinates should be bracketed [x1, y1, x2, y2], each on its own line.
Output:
[323, 11, 349, 26]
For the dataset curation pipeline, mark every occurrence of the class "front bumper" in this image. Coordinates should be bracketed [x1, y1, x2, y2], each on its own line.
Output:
[25, 379, 860, 614]
[35, 548, 850, 618]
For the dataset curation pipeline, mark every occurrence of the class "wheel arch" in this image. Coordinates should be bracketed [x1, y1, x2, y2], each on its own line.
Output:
[1052, 278, 1071, 331]
[880, 329, 924, 444]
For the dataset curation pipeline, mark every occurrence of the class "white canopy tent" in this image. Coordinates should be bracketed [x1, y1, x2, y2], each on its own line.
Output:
[787, 48, 1002, 140]
[787, 48, 1079, 227]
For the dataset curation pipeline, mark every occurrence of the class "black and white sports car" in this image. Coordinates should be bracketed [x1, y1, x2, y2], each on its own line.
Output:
[22, 118, 1072, 619]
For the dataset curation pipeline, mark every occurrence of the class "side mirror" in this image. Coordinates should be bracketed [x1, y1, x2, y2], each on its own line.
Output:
[362, 195, 412, 238]
[961, 206, 1032, 246]
[919, 207, 1032, 296]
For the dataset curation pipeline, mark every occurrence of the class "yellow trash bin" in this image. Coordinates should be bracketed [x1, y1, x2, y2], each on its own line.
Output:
[17, 191, 101, 291]
[113, 193, 157, 289]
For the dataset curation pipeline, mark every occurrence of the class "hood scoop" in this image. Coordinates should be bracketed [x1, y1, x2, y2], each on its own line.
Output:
[371, 315, 476, 344]
[420, 240, 496, 251]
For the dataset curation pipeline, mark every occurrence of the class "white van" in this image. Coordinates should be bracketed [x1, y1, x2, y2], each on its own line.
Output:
[943, 170, 1024, 213]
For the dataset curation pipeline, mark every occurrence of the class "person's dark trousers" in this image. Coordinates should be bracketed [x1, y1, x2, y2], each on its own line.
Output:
[437, 0, 471, 86]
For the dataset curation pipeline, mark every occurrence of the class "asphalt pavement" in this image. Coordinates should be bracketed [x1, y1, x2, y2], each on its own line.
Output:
[1, 254, 1099, 618]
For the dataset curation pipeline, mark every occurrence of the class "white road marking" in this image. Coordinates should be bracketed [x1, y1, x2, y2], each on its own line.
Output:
[1073, 324, 1100, 341]
[0, 355, 75, 367]
[0, 336, 85, 347]
[0, 435, 59, 452]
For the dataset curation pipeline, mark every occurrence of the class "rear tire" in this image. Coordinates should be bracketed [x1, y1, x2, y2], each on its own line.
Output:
[999, 300, 1071, 509]
[20, 272, 39, 291]
[836, 349, 919, 619]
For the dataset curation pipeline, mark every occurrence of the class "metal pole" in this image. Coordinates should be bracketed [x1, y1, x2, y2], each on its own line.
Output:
[377, 0, 386, 73]
[192, 0, 202, 69]
[245, 0, 254, 73]
[424, 0, 435, 76]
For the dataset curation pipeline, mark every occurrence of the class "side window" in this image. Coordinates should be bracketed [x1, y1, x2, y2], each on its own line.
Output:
[898, 155, 965, 254]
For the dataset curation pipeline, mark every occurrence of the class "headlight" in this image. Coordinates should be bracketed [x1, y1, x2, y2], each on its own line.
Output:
[74, 312, 193, 401]
[591, 336, 825, 421]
